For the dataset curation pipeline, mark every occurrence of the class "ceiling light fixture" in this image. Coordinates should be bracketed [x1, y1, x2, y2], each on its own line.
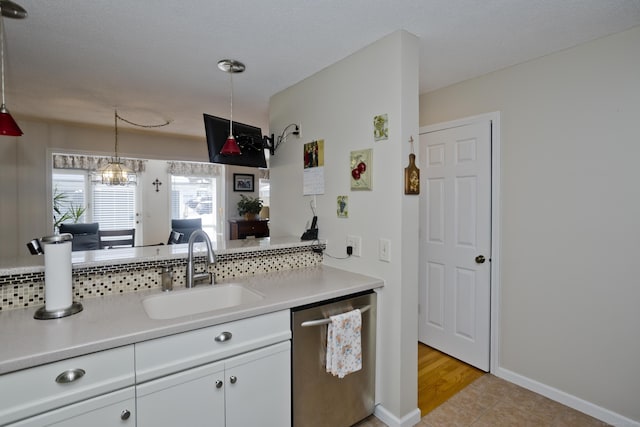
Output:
[0, 0, 26, 137]
[99, 110, 171, 186]
[0, 0, 26, 19]
[100, 110, 135, 186]
[217, 59, 245, 156]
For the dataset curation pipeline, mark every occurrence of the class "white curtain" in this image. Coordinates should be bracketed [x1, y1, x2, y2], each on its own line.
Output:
[53, 154, 146, 173]
[167, 161, 222, 177]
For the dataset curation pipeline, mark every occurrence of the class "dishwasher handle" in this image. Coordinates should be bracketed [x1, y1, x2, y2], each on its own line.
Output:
[300, 305, 371, 327]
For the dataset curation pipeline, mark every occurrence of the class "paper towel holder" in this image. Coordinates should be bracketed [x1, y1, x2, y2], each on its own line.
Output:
[34, 301, 83, 320]
[34, 233, 84, 320]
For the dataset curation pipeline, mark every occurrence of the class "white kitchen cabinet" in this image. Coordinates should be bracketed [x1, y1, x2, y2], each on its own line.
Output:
[135, 310, 291, 427]
[225, 341, 291, 427]
[137, 360, 225, 427]
[0, 346, 135, 426]
[7, 387, 135, 426]
[137, 340, 290, 427]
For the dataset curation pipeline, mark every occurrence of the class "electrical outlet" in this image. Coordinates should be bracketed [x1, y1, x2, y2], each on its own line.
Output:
[346, 235, 361, 257]
[379, 238, 391, 262]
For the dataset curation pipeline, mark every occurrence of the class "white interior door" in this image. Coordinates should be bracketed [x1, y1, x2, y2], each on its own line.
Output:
[418, 119, 492, 371]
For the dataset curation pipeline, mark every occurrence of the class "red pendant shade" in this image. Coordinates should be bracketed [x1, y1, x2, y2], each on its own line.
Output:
[0, 105, 22, 136]
[220, 134, 242, 155]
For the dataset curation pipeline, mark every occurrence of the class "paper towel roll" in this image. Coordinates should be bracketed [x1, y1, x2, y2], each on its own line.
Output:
[44, 240, 73, 311]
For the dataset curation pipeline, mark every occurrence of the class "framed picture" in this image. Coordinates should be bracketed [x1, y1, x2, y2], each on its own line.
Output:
[350, 148, 372, 190]
[233, 173, 254, 192]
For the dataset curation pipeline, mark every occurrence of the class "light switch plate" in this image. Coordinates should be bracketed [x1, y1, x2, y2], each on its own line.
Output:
[379, 238, 391, 262]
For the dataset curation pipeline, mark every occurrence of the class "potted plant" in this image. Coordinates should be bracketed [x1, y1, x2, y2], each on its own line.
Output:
[237, 195, 263, 220]
[53, 187, 87, 232]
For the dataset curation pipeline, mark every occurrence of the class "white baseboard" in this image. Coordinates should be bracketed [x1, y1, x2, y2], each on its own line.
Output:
[373, 405, 421, 427]
[494, 367, 639, 427]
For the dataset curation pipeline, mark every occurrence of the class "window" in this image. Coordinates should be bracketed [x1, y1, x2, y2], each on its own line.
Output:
[171, 175, 218, 242]
[53, 171, 87, 229]
[92, 182, 136, 229]
[52, 171, 137, 231]
[259, 178, 270, 208]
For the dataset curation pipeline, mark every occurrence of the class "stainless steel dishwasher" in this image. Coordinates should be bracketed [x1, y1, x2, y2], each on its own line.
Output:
[291, 291, 376, 427]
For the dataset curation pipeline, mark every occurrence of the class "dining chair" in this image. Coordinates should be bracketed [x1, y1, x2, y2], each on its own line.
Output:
[98, 228, 136, 249]
[59, 222, 100, 251]
[169, 218, 202, 243]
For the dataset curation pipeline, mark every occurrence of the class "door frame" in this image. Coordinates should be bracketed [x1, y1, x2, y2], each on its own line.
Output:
[418, 111, 501, 373]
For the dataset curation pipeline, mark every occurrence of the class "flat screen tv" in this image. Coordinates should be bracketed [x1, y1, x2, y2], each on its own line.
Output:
[204, 113, 267, 168]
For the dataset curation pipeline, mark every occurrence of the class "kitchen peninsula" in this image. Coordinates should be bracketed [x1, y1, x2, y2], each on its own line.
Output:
[0, 236, 383, 426]
[0, 236, 383, 373]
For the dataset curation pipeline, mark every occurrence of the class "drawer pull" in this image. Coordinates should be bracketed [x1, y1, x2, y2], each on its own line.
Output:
[229, 375, 237, 384]
[214, 331, 232, 342]
[121, 409, 131, 420]
[215, 379, 223, 389]
[55, 368, 86, 384]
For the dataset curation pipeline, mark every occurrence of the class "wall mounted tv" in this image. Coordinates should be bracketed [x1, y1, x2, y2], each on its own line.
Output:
[204, 113, 267, 168]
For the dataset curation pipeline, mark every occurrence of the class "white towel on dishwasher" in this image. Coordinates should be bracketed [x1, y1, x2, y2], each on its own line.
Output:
[326, 309, 362, 378]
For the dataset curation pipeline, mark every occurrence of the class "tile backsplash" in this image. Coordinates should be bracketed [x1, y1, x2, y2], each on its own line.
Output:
[0, 246, 323, 311]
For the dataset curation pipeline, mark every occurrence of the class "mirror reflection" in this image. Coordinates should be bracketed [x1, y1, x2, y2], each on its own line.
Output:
[51, 154, 269, 251]
[1, 119, 270, 260]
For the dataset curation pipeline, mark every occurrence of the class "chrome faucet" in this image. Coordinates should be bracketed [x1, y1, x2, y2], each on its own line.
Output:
[186, 229, 216, 288]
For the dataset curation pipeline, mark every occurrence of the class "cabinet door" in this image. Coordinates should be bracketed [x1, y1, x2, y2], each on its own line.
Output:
[8, 387, 135, 427]
[136, 360, 225, 427]
[225, 341, 291, 427]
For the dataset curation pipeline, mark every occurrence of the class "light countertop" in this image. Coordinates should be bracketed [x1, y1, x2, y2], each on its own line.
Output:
[0, 265, 383, 375]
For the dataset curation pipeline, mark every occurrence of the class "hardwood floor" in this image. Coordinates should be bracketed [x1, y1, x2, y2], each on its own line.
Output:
[418, 343, 485, 416]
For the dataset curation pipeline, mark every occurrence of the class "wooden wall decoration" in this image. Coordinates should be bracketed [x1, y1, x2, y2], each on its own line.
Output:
[404, 136, 420, 195]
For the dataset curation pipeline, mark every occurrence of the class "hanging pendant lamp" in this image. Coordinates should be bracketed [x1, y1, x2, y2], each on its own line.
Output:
[218, 59, 245, 156]
[98, 110, 170, 186]
[100, 110, 135, 186]
[0, 0, 26, 136]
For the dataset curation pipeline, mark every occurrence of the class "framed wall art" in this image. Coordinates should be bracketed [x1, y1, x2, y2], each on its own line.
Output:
[373, 114, 388, 141]
[233, 173, 255, 192]
[350, 148, 372, 190]
[337, 195, 348, 218]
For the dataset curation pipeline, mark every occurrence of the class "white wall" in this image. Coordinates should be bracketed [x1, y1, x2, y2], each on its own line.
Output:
[269, 31, 420, 423]
[420, 26, 640, 423]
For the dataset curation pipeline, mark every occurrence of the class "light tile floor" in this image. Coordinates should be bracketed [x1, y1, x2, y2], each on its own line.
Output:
[354, 375, 610, 427]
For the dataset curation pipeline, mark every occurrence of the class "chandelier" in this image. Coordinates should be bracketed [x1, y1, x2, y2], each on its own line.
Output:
[99, 109, 171, 186]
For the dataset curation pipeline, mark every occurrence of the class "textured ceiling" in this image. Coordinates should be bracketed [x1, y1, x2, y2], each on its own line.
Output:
[4, 0, 640, 137]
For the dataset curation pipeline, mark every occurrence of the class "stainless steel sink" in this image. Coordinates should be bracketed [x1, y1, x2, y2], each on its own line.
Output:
[142, 284, 264, 320]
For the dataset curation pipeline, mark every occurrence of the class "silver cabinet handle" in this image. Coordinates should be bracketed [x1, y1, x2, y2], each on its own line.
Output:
[229, 375, 237, 384]
[55, 369, 86, 384]
[214, 331, 232, 342]
[300, 305, 371, 327]
[120, 409, 131, 420]
[215, 379, 223, 389]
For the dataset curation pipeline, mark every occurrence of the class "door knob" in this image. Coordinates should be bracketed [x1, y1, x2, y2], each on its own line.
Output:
[475, 255, 486, 264]
[229, 375, 237, 384]
[215, 380, 223, 389]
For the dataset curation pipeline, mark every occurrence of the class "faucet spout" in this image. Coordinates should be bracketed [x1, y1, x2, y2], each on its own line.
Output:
[186, 229, 216, 288]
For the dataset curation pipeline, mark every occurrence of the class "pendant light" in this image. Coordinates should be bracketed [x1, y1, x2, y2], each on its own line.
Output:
[0, 0, 26, 137]
[98, 110, 170, 186]
[217, 59, 245, 156]
[100, 110, 135, 186]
